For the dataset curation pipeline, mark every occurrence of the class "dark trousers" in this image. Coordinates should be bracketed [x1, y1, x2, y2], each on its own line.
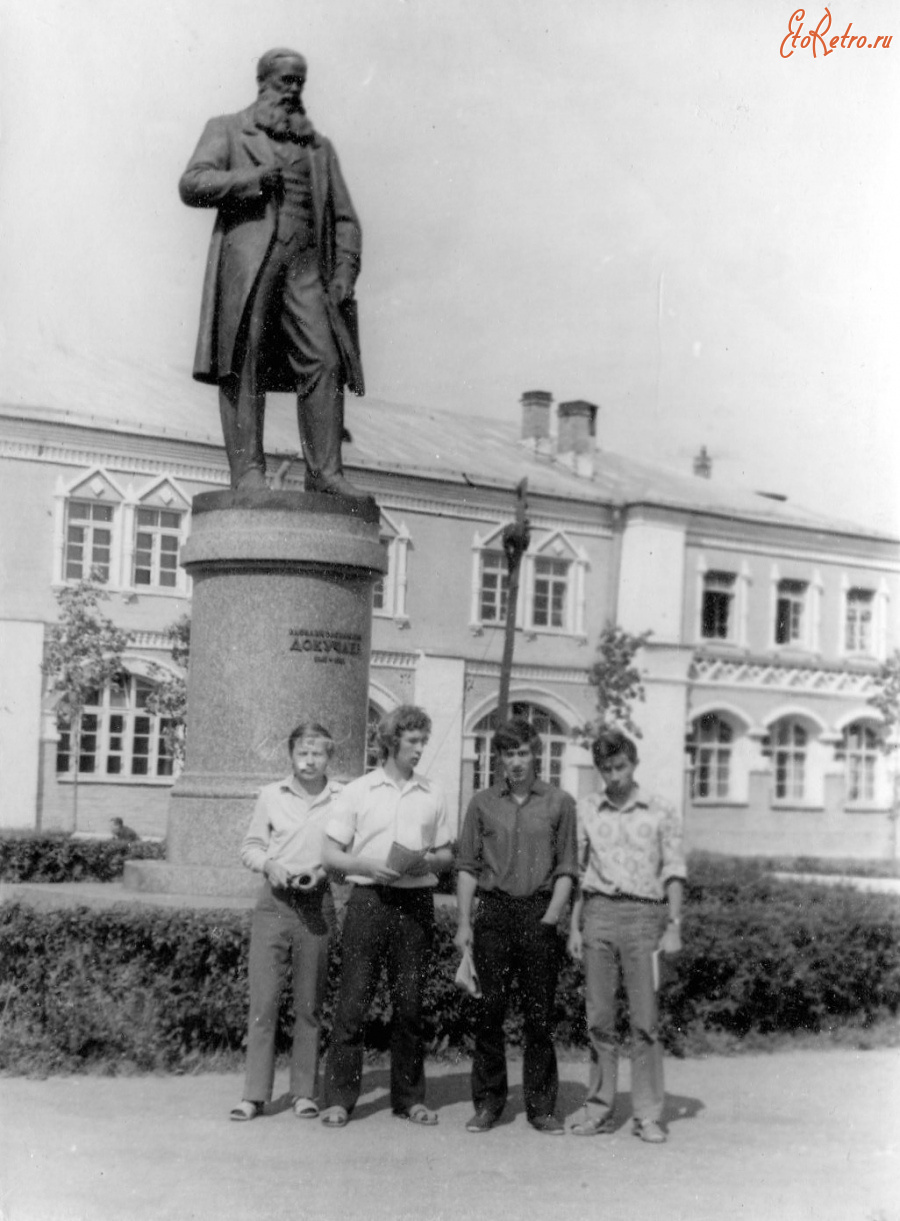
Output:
[323, 886, 435, 1115]
[471, 891, 562, 1121]
[219, 239, 344, 487]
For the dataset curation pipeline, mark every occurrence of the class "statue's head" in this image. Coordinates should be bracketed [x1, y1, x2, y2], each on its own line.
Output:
[256, 48, 307, 112]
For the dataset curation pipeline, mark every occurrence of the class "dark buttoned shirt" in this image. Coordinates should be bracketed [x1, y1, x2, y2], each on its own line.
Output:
[456, 777, 579, 897]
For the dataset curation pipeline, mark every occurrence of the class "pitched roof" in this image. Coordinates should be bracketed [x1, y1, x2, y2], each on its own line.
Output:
[1, 345, 893, 541]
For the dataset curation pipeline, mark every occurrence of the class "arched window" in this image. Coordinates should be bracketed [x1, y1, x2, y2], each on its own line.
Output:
[837, 721, 881, 803]
[769, 719, 807, 801]
[56, 673, 174, 780]
[687, 713, 733, 800]
[472, 702, 567, 790]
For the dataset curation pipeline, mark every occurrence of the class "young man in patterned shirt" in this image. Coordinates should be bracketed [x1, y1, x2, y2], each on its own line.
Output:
[566, 730, 686, 1143]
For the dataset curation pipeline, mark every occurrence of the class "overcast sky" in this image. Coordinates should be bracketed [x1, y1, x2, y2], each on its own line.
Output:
[1, 0, 897, 532]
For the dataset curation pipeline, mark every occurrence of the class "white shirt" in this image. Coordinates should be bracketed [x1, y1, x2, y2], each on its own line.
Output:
[241, 776, 343, 876]
[325, 767, 453, 888]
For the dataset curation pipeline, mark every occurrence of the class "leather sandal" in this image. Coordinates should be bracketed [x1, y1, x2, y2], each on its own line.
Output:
[320, 1105, 349, 1128]
[229, 1100, 263, 1122]
[570, 1115, 615, 1136]
[393, 1104, 438, 1126]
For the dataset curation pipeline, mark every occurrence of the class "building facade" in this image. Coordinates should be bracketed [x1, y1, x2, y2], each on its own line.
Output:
[1, 383, 897, 858]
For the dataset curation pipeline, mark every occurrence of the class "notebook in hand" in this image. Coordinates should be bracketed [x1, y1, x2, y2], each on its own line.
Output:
[385, 841, 430, 876]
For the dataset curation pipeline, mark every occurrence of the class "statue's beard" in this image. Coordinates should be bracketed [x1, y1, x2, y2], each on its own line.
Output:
[254, 90, 315, 141]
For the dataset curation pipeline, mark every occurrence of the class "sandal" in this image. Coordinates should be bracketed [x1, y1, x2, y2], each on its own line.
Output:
[292, 1097, 319, 1119]
[229, 1100, 263, 1122]
[320, 1105, 349, 1128]
[393, 1103, 438, 1126]
[570, 1115, 614, 1136]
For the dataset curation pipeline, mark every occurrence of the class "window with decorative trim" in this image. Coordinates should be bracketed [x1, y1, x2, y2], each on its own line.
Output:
[700, 571, 736, 641]
[478, 550, 509, 626]
[774, 579, 808, 646]
[133, 508, 183, 588]
[64, 500, 115, 584]
[471, 702, 567, 790]
[766, 718, 808, 801]
[372, 510, 410, 623]
[836, 721, 881, 803]
[55, 673, 175, 781]
[530, 556, 570, 629]
[844, 587, 875, 655]
[471, 527, 587, 636]
[686, 713, 733, 799]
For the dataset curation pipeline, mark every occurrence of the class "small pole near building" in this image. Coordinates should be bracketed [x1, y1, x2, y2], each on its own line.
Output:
[498, 478, 530, 722]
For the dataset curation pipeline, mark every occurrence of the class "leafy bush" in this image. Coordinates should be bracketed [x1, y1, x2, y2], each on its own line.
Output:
[0, 834, 165, 883]
[1, 866, 899, 1074]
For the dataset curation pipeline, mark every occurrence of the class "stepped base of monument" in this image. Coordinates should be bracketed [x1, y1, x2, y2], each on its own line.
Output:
[123, 860, 261, 899]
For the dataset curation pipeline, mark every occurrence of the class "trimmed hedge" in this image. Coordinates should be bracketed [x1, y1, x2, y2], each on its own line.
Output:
[2, 861, 899, 1073]
[0, 834, 165, 883]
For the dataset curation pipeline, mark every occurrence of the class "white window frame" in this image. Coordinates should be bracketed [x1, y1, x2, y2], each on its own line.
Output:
[122, 477, 191, 596]
[523, 531, 588, 637]
[476, 548, 510, 627]
[687, 713, 734, 800]
[771, 718, 808, 802]
[836, 719, 889, 807]
[372, 509, 410, 626]
[771, 570, 812, 649]
[55, 672, 175, 784]
[54, 469, 126, 587]
[839, 577, 888, 660]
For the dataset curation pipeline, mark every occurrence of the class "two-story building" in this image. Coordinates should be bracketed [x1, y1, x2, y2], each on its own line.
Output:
[1, 371, 897, 857]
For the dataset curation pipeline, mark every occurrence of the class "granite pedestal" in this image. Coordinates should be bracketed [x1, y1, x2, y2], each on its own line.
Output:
[124, 489, 385, 897]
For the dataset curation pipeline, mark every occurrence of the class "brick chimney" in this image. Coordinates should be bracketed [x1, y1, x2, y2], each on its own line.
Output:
[520, 390, 552, 442]
[693, 446, 712, 478]
[557, 400, 598, 455]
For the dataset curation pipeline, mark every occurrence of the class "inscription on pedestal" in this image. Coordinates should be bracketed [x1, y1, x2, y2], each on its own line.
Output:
[289, 628, 363, 666]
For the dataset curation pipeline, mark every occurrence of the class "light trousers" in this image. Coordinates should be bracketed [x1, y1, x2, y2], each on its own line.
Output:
[580, 894, 666, 1123]
[243, 880, 334, 1103]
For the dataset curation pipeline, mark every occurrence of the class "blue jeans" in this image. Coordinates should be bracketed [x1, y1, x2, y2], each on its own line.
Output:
[243, 880, 334, 1103]
[323, 886, 435, 1115]
[580, 894, 666, 1123]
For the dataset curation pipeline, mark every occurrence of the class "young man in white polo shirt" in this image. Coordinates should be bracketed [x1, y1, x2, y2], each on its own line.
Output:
[320, 705, 453, 1128]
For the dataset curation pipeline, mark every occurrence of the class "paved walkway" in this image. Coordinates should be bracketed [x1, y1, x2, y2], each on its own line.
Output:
[1, 1049, 898, 1221]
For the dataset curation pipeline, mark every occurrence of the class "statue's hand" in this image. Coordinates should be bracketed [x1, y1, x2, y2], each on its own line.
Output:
[258, 167, 283, 197]
[328, 274, 352, 307]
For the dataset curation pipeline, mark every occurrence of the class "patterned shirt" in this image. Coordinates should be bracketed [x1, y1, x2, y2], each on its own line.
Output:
[576, 785, 686, 902]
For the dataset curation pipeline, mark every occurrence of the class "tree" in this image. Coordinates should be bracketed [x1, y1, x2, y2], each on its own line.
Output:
[869, 649, 900, 858]
[42, 581, 130, 830]
[582, 622, 652, 740]
[869, 648, 900, 740]
[145, 614, 190, 767]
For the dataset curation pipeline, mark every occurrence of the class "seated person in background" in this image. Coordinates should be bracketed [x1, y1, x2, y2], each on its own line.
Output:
[319, 705, 453, 1129]
[110, 817, 139, 842]
[230, 720, 342, 1122]
[566, 730, 685, 1144]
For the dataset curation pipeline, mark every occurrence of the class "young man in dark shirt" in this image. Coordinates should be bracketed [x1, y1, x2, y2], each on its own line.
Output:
[454, 717, 578, 1134]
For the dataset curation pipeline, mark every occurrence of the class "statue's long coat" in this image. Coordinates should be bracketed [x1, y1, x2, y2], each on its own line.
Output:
[179, 105, 363, 394]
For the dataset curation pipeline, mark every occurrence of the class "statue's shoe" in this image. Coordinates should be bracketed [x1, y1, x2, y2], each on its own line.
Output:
[305, 473, 370, 499]
[234, 470, 269, 492]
